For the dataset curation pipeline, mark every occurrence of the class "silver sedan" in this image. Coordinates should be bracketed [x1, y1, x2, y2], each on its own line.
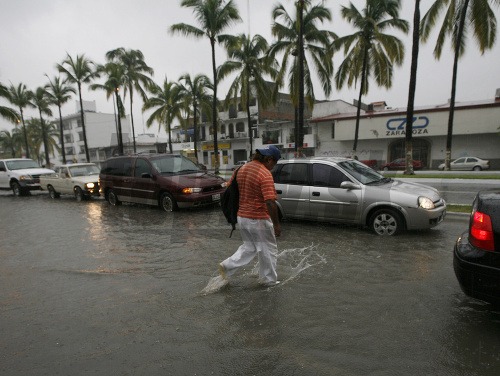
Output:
[438, 157, 490, 171]
[272, 157, 446, 236]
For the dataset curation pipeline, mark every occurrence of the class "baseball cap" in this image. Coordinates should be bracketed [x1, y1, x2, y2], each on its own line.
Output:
[256, 145, 281, 161]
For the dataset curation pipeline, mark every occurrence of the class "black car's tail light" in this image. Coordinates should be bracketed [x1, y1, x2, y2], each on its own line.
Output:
[470, 211, 495, 251]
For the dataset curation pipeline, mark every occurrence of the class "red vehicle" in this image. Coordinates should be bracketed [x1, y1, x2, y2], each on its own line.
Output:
[381, 158, 423, 171]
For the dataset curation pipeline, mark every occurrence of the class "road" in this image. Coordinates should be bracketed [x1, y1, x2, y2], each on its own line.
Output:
[1, 192, 500, 375]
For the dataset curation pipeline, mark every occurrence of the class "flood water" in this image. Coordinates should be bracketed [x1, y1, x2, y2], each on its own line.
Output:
[1, 192, 500, 375]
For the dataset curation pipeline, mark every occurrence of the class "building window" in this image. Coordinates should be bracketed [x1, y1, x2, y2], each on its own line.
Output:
[78, 132, 84, 141]
[80, 146, 86, 154]
[236, 122, 245, 132]
[66, 147, 74, 155]
[65, 135, 72, 143]
[76, 119, 82, 128]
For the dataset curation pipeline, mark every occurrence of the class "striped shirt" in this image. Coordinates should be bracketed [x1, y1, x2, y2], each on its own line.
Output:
[230, 160, 276, 219]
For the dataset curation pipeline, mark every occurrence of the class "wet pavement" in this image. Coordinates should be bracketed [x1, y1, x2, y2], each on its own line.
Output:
[1, 192, 500, 376]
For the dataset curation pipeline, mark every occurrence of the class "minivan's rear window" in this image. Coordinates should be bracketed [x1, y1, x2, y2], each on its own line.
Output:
[101, 158, 132, 176]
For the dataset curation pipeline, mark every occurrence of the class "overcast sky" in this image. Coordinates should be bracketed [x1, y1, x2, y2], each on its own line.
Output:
[1, 0, 499, 135]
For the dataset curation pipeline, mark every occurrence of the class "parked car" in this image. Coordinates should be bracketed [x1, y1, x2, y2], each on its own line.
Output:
[453, 190, 500, 306]
[232, 160, 247, 170]
[0, 158, 54, 196]
[99, 154, 227, 212]
[40, 163, 100, 201]
[272, 157, 446, 235]
[360, 160, 378, 170]
[380, 158, 423, 171]
[438, 157, 490, 171]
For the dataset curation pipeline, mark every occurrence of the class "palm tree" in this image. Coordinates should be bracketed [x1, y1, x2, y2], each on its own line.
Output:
[404, 0, 422, 175]
[31, 87, 54, 167]
[170, 0, 241, 173]
[0, 129, 22, 157]
[6, 83, 34, 158]
[26, 118, 59, 166]
[176, 73, 213, 162]
[105, 48, 155, 153]
[219, 33, 278, 155]
[57, 53, 97, 162]
[421, 0, 499, 170]
[44, 75, 76, 164]
[0, 83, 19, 124]
[143, 78, 183, 154]
[269, 0, 335, 150]
[334, 0, 409, 158]
[90, 63, 127, 155]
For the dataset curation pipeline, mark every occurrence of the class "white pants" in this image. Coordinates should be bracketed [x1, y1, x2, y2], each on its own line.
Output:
[221, 216, 278, 284]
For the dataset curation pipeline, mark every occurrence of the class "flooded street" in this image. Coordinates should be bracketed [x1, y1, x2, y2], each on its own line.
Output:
[1, 192, 500, 376]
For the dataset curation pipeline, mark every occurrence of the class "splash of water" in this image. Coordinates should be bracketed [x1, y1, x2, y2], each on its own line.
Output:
[201, 275, 228, 295]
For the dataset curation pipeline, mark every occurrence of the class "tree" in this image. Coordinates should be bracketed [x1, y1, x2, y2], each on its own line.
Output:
[269, 0, 335, 151]
[57, 53, 97, 162]
[6, 83, 34, 158]
[0, 83, 19, 124]
[219, 33, 278, 156]
[90, 63, 127, 155]
[334, 0, 409, 158]
[25, 118, 59, 166]
[421, 0, 499, 170]
[143, 78, 183, 154]
[176, 73, 213, 162]
[0, 129, 22, 157]
[31, 87, 54, 167]
[105, 48, 155, 153]
[404, 0, 421, 175]
[171, 0, 241, 173]
[44, 75, 76, 164]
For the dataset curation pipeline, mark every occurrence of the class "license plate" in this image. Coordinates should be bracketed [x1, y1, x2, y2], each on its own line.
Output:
[212, 193, 221, 201]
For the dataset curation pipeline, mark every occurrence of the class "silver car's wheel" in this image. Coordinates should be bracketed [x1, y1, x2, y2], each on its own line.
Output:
[107, 189, 121, 206]
[369, 209, 403, 236]
[48, 185, 59, 199]
[159, 192, 178, 212]
[383, 166, 389, 171]
[74, 187, 84, 201]
[473, 166, 482, 171]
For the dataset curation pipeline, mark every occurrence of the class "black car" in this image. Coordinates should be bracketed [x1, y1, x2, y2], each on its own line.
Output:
[454, 190, 500, 306]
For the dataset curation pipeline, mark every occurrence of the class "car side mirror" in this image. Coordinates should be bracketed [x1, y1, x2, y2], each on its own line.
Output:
[340, 181, 360, 190]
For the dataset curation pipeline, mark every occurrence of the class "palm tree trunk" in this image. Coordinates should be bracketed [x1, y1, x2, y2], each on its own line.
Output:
[352, 48, 368, 158]
[445, 0, 469, 170]
[297, 0, 305, 150]
[168, 122, 173, 154]
[58, 104, 67, 164]
[115, 92, 124, 155]
[193, 101, 199, 163]
[128, 86, 137, 153]
[404, 0, 420, 175]
[19, 109, 30, 158]
[211, 39, 219, 174]
[77, 83, 90, 162]
[39, 113, 50, 168]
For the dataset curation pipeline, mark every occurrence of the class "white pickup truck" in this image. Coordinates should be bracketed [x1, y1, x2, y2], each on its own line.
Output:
[40, 163, 101, 201]
[0, 158, 55, 196]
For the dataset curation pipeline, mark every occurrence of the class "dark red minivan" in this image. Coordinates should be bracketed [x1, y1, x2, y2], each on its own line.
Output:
[99, 154, 227, 212]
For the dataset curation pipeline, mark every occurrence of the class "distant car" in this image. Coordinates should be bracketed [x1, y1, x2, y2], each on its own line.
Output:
[380, 158, 423, 171]
[438, 157, 490, 171]
[272, 157, 446, 236]
[360, 160, 377, 169]
[40, 163, 100, 201]
[232, 160, 247, 170]
[454, 190, 500, 307]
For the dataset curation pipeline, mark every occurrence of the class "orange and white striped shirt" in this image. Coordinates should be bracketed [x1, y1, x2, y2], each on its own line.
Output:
[229, 160, 276, 219]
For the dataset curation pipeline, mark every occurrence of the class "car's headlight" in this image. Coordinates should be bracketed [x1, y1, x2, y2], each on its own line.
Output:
[418, 196, 435, 209]
[86, 183, 95, 189]
[182, 187, 202, 194]
[19, 174, 33, 181]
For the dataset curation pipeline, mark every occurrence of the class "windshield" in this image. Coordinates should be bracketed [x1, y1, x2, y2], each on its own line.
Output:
[151, 155, 200, 174]
[69, 165, 100, 177]
[5, 160, 41, 170]
[338, 160, 386, 185]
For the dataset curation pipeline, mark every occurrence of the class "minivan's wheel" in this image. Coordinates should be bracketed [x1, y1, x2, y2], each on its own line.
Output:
[107, 189, 121, 206]
[74, 187, 84, 201]
[369, 208, 404, 236]
[48, 185, 60, 199]
[473, 166, 482, 171]
[159, 192, 178, 212]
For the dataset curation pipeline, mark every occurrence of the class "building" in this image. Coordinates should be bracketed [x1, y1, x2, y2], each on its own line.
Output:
[310, 89, 500, 169]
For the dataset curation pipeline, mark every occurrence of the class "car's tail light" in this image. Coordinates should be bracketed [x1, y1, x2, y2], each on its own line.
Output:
[470, 211, 495, 251]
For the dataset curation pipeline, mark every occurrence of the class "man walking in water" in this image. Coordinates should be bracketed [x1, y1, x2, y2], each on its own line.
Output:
[219, 145, 282, 286]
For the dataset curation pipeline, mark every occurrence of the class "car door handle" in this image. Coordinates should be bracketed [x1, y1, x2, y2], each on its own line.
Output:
[276, 189, 282, 194]
[312, 191, 320, 196]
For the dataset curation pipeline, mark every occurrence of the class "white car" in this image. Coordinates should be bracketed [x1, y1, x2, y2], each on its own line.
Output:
[0, 158, 55, 196]
[438, 157, 490, 171]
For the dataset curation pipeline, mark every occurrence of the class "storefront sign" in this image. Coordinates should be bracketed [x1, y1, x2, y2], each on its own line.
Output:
[202, 142, 231, 151]
[386, 116, 429, 136]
